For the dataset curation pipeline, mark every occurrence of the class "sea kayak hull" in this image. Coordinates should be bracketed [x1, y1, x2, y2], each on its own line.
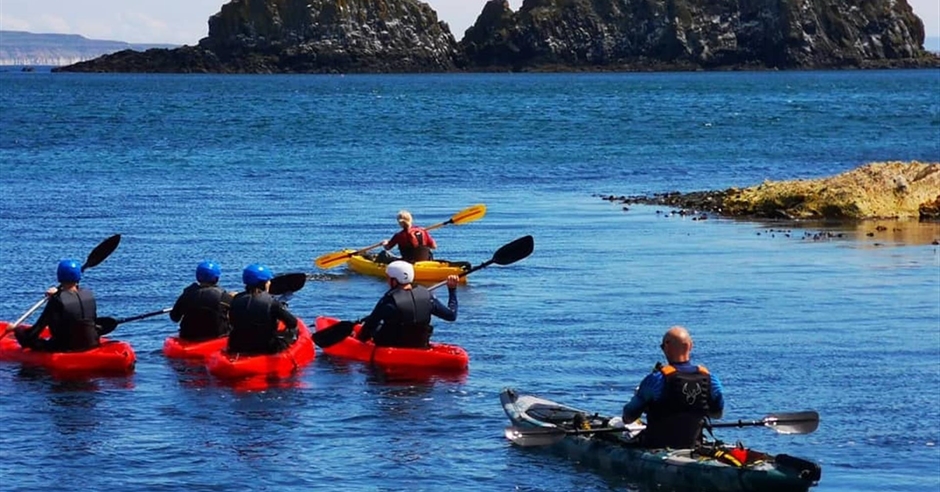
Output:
[205, 319, 314, 380]
[315, 316, 469, 371]
[346, 252, 469, 283]
[162, 335, 228, 360]
[500, 388, 820, 492]
[0, 322, 136, 376]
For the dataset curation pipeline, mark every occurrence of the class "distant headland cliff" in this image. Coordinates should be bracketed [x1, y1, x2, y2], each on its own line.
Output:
[0, 31, 176, 67]
[53, 0, 940, 73]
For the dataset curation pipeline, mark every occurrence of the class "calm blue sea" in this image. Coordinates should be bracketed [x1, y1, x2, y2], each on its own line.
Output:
[0, 70, 938, 492]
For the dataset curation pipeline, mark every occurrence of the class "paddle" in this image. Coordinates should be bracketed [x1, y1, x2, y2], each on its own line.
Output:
[313, 204, 487, 270]
[504, 410, 820, 447]
[4, 234, 122, 336]
[96, 308, 172, 336]
[312, 234, 535, 349]
[269, 273, 307, 296]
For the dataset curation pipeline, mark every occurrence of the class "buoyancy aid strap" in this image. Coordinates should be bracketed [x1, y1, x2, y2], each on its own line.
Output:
[660, 365, 677, 376]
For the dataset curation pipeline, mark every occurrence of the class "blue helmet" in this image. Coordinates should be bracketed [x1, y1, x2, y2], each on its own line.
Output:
[196, 260, 221, 283]
[242, 263, 274, 287]
[56, 259, 82, 283]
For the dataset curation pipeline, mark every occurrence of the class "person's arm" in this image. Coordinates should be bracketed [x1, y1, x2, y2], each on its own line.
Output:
[356, 298, 391, 342]
[430, 289, 457, 322]
[622, 372, 662, 422]
[169, 287, 190, 323]
[425, 230, 437, 249]
[708, 373, 724, 419]
[273, 301, 298, 332]
[384, 232, 402, 251]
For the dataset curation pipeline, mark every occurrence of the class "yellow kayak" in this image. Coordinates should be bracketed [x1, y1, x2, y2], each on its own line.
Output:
[346, 252, 470, 283]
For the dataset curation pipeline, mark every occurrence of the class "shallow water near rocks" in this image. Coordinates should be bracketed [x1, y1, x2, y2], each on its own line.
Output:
[0, 70, 938, 491]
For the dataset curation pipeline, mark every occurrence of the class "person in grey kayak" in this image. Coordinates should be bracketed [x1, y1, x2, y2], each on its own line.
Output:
[622, 325, 725, 449]
[378, 210, 438, 263]
[226, 263, 298, 355]
[355, 260, 458, 348]
[14, 259, 100, 352]
[169, 260, 233, 341]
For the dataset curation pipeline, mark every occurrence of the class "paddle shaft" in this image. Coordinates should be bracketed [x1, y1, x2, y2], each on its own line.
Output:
[511, 413, 819, 438]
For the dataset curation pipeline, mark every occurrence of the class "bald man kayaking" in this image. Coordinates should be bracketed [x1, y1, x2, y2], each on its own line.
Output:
[622, 325, 725, 449]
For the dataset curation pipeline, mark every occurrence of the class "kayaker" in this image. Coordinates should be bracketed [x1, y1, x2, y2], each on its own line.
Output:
[380, 210, 438, 263]
[355, 260, 457, 348]
[169, 260, 234, 341]
[226, 264, 299, 355]
[621, 326, 725, 449]
[13, 259, 100, 352]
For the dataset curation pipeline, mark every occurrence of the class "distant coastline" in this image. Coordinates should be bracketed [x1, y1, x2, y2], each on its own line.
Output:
[0, 30, 177, 66]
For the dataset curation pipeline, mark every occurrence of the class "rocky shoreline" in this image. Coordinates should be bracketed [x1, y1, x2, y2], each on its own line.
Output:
[600, 162, 940, 222]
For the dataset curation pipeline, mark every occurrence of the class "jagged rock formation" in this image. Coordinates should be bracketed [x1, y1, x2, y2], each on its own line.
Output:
[459, 0, 938, 70]
[56, 0, 458, 73]
[54, 0, 939, 73]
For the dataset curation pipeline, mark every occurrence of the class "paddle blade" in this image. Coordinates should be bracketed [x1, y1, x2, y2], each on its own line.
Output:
[270, 273, 307, 296]
[504, 426, 567, 447]
[764, 411, 819, 435]
[82, 234, 121, 271]
[315, 250, 354, 270]
[313, 320, 356, 348]
[450, 204, 487, 226]
[493, 235, 534, 266]
[96, 317, 119, 336]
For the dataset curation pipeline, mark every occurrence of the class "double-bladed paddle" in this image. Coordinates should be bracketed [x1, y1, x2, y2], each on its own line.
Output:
[312, 234, 535, 349]
[313, 204, 487, 270]
[503, 410, 820, 447]
[96, 308, 172, 336]
[4, 234, 122, 336]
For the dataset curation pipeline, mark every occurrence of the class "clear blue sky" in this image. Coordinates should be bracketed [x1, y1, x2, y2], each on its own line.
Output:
[1, 0, 938, 45]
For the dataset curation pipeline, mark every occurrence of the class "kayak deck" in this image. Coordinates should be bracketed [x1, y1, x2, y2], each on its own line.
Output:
[0, 322, 136, 376]
[206, 319, 314, 380]
[315, 316, 469, 372]
[500, 388, 821, 492]
[162, 335, 228, 360]
[346, 252, 470, 283]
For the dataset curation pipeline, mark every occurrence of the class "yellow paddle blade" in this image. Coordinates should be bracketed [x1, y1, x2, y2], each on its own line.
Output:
[314, 249, 358, 270]
[453, 203, 486, 224]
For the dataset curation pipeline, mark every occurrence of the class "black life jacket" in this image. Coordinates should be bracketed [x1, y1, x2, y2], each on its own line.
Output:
[399, 226, 432, 262]
[53, 289, 99, 351]
[642, 364, 712, 449]
[227, 291, 278, 354]
[179, 285, 231, 341]
[374, 286, 432, 348]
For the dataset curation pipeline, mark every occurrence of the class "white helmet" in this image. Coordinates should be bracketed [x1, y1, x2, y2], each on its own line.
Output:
[386, 260, 414, 285]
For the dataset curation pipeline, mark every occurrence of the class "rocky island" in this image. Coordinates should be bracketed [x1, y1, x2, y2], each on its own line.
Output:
[53, 0, 940, 73]
[600, 161, 940, 221]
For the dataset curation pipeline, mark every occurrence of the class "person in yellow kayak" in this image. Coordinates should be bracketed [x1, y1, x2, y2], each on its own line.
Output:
[621, 325, 725, 449]
[380, 210, 438, 263]
[226, 264, 298, 355]
[169, 260, 233, 341]
[355, 261, 458, 348]
[13, 259, 100, 352]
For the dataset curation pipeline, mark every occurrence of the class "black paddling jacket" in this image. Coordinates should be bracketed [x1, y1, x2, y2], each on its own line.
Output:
[357, 285, 457, 348]
[643, 364, 713, 449]
[170, 283, 233, 341]
[16, 288, 99, 352]
[227, 291, 298, 355]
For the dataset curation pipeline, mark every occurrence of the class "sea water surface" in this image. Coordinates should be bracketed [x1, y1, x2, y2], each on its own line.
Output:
[0, 70, 938, 492]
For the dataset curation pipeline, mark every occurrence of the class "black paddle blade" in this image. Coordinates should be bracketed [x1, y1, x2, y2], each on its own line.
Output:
[82, 234, 121, 271]
[269, 273, 307, 296]
[95, 317, 119, 336]
[313, 320, 356, 348]
[492, 235, 534, 266]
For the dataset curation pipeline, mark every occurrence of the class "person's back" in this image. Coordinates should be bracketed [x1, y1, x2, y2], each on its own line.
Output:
[14, 259, 100, 352]
[227, 264, 298, 355]
[383, 210, 437, 263]
[622, 326, 724, 449]
[170, 261, 233, 341]
[356, 261, 457, 348]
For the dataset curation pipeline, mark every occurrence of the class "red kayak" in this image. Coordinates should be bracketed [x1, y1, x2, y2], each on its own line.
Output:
[162, 335, 228, 360]
[0, 321, 136, 376]
[206, 319, 314, 380]
[315, 316, 469, 372]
